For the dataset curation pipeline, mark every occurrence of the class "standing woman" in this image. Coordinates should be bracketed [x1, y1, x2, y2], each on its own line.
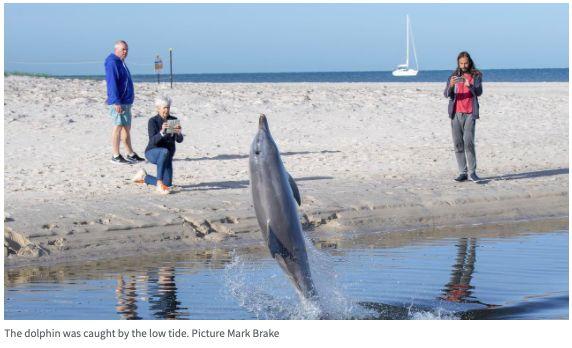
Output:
[444, 51, 483, 183]
[132, 96, 183, 194]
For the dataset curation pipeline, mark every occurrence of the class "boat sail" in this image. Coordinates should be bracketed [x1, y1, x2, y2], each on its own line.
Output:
[392, 15, 419, 77]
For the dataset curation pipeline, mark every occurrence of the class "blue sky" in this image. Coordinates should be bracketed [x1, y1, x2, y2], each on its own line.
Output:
[4, 3, 569, 75]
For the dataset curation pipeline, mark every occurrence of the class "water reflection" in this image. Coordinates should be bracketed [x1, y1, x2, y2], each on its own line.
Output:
[439, 238, 498, 308]
[147, 267, 188, 319]
[115, 268, 189, 320]
[115, 274, 142, 320]
[440, 238, 477, 303]
[360, 237, 498, 320]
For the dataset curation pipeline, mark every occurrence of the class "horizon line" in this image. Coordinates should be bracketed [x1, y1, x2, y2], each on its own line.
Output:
[5, 67, 569, 77]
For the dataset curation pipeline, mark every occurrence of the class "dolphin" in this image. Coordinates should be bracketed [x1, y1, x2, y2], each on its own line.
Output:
[249, 114, 317, 300]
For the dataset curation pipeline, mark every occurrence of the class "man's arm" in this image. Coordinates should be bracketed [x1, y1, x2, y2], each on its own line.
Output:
[469, 74, 483, 97]
[444, 76, 455, 98]
[105, 60, 120, 105]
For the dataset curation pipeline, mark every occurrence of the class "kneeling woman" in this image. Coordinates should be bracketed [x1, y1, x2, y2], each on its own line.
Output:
[133, 96, 183, 194]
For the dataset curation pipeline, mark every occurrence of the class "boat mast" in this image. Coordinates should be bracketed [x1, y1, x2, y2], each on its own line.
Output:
[405, 14, 410, 68]
[409, 15, 418, 71]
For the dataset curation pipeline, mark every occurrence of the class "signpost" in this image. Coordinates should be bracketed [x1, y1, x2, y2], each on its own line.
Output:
[154, 55, 163, 84]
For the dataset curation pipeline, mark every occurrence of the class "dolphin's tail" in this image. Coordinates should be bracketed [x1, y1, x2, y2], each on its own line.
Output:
[297, 288, 328, 319]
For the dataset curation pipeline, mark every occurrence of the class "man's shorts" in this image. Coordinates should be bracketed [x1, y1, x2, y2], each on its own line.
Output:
[108, 104, 132, 126]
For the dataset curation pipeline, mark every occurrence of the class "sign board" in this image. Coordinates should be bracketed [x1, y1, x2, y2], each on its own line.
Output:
[154, 55, 163, 73]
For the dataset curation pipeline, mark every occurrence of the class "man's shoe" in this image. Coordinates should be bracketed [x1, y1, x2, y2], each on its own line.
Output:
[454, 174, 468, 182]
[126, 152, 145, 163]
[132, 168, 147, 184]
[469, 173, 481, 182]
[111, 154, 131, 165]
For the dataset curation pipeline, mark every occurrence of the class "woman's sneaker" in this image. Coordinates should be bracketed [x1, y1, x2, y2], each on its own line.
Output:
[156, 183, 171, 195]
[132, 169, 147, 184]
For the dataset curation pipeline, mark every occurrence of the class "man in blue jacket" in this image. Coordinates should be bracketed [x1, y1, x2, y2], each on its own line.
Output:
[105, 40, 145, 164]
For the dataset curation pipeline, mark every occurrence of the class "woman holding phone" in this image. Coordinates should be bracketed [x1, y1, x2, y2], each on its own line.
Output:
[444, 51, 483, 183]
[132, 96, 184, 194]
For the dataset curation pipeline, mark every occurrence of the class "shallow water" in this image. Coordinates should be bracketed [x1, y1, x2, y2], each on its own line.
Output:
[4, 221, 568, 320]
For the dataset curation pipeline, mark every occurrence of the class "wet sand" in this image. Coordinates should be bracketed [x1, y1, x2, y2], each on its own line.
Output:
[3, 76, 569, 268]
[5, 216, 568, 287]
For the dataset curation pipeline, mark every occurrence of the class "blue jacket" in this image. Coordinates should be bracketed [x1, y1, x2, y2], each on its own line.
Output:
[444, 73, 483, 119]
[145, 115, 184, 157]
[104, 53, 134, 105]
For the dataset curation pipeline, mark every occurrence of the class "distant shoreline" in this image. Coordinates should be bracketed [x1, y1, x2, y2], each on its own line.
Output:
[5, 68, 569, 83]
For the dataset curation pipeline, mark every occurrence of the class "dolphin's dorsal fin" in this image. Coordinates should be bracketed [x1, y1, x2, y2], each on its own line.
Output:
[288, 173, 301, 206]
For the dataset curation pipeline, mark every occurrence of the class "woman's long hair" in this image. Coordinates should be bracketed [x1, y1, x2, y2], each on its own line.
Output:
[451, 51, 482, 77]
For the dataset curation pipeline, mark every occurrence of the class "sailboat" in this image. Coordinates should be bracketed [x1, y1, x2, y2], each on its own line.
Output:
[392, 14, 419, 77]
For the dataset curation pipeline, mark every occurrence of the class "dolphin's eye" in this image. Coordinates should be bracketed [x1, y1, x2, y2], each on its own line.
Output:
[255, 150, 260, 155]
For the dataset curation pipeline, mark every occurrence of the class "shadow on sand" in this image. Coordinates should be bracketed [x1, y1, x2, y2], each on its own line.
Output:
[179, 175, 334, 192]
[475, 168, 568, 185]
[174, 150, 341, 162]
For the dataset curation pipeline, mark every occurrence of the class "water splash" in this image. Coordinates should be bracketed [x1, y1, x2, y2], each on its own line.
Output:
[223, 251, 323, 319]
[223, 238, 374, 320]
[409, 308, 460, 320]
[303, 235, 373, 319]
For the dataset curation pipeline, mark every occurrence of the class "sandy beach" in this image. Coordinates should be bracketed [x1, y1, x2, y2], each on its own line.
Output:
[3, 76, 569, 268]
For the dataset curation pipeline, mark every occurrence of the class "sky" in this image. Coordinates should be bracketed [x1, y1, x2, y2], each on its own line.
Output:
[3, 3, 569, 75]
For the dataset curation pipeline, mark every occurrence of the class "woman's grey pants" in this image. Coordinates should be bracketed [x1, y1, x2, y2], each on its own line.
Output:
[451, 112, 477, 175]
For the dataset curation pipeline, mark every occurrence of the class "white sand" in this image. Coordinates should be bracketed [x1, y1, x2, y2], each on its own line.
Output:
[3, 76, 569, 268]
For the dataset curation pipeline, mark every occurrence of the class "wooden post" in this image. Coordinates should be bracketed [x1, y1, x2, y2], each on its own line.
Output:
[169, 48, 173, 89]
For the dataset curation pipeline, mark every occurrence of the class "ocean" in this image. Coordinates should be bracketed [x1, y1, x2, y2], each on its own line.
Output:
[57, 68, 568, 83]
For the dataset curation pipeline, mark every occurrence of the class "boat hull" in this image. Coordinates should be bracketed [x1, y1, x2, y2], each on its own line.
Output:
[392, 69, 418, 77]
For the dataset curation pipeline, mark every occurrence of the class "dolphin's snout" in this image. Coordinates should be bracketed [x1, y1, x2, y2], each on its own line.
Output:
[255, 114, 268, 155]
[259, 113, 268, 130]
